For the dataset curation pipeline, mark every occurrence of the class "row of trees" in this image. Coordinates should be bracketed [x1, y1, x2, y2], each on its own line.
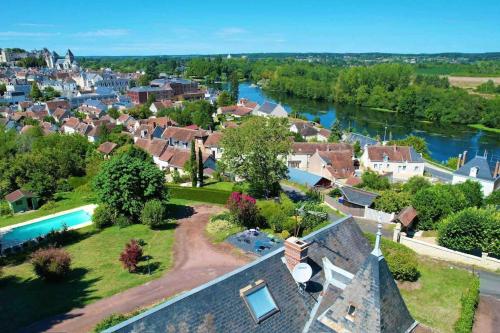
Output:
[157, 100, 215, 129]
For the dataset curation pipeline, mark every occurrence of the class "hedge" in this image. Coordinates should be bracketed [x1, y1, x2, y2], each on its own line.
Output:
[454, 276, 480, 333]
[365, 233, 420, 281]
[167, 185, 231, 204]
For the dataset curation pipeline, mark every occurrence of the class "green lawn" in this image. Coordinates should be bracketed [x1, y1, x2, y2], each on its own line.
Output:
[400, 257, 477, 333]
[0, 186, 96, 229]
[0, 223, 175, 332]
[202, 181, 235, 191]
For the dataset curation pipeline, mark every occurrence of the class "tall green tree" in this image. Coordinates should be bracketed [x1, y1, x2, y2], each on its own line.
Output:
[328, 120, 343, 142]
[220, 117, 291, 197]
[30, 82, 42, 101]
[217, 91, 233, 107]
[189, 141, 197, 187]
[93, 149, 165, 219]
[198, 147, 204, 187]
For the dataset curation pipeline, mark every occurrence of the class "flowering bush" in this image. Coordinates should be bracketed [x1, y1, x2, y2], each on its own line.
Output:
[31, 247, 72, 281]
[227, 192, 259, 228]
[119, 239, 143, 273]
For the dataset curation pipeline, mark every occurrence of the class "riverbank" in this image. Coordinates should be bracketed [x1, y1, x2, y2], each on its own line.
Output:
[468, 124, 500, 134]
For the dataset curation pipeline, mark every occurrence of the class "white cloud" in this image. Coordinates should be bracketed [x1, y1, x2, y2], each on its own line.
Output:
[17, 23, 56, 28]
[214, 27, 247, 38]
[74, 29, 129, 37]
[0, 31, 59, 37]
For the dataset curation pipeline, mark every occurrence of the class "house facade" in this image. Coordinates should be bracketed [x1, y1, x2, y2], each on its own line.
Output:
[452, 156, 500, 196]
[360, 145, 424, 181]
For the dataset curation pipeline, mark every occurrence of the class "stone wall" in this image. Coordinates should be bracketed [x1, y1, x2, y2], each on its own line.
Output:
[364, 207, 395, 223]
[399, 235, 500, 271]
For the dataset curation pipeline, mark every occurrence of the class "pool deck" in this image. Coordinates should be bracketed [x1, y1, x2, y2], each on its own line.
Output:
[0, 204, 97, 233]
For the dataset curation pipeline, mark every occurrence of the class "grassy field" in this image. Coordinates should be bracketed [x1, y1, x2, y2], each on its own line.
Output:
[202, 181, 235, 191]
[468, 123, 500, 134]
[400, 257, 477, 333]
[0, 223, 175, 332]
[0, 186, 96, 229]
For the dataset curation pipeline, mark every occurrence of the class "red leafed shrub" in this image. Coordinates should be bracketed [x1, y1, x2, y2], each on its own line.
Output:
[31, 247, 72, 281]
[227, 192, 259, 228]
[119, 239, 143, 273]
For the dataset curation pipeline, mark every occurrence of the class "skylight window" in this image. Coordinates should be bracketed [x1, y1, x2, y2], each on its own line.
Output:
[240, 280, 279, 323]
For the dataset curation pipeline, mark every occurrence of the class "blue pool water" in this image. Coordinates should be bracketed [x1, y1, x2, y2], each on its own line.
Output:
[0, 210, 91, 248]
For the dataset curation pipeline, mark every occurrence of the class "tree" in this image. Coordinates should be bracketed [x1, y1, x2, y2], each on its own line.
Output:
[353, 141, 361, 157]
[198, 147, 204, 187]
[141, 199, 166, 228]
[92, 204, 116, 229]
[412, 184, 466, 230]
[328, 120, 342, 142]
[93, 149, 166, 219]
[119, 239, 143, 273]
[446, 156, 459, 170]
[108, 108, 120, 120]
[227, 192, 259, 228]
[358, 170, 390, 191]
[484, 190, 500, 206]
[230, 71, 239, 102]
[30, 82, 42, 101]
[217, 91, 233, 107]
[438, 207, 500, 257]
[220, 117, 291, 197]
[0, 83, 6, 96]
[189, 141, 197, 187]
[374, 190, 412, 213]
[402, 176, 431, 194]
[456, 180, 483, 208]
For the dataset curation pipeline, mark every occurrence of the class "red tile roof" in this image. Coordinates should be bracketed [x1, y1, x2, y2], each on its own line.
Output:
[5, 189, 34, 202]
[367, 146, 413, 162]
[318, 150, 355, 179]
[204, 132, 223, 148]
[292, 142, 353, 155]
[98, 142, 118, 155]
[397, 206, 418, 227]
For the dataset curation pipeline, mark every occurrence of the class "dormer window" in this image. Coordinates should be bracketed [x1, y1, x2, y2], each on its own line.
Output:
[240, 280, 279, 323]
[469, 166, 479, 178]
[322, 257, 354, 289]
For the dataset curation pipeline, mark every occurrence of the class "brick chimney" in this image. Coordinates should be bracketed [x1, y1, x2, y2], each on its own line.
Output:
[495, 161, 500, 178]
[462, 151, 468, 167]
[284, 237, 310, 271]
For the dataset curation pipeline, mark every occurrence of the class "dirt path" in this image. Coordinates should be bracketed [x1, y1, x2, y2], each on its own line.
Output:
[473, 295, 500, 333]
[22, 205, 251, 333]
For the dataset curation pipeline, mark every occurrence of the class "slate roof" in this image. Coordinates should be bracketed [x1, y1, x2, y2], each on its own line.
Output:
[340, 186, 379, 207]
[288, 167, 328, 187]
[5, 189, 34, 203]
[104, 216, 374, 333]
[454, 156, 497, 181]
[343, 132, 379, 147]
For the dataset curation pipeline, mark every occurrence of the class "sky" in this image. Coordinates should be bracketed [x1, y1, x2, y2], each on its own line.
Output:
[1, 0, 499, 56]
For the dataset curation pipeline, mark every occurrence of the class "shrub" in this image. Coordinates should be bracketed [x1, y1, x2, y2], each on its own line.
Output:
[119, 239, 143, 273]
[206, 218, 241, 243]
[0, 200, 12, 217]
[92, 204, 115, 229]
[40, 201, 58, 211]
[329, 188, 342, 197]
[56, 178, 73, 192]
[268, 210, 290, 233]
[141, 199, 166, 228]
[306, 187, 323, 202]
[484, 190, 500, 206]
[455, 180, 483, 208]
[281, 230, 290, 239]
[31, 247, 72, 281]
[227, 192, 260, 228]
[116, 215, 132, 228]
[402, 176, 431, 194]
[298, 201, 328, 234]
[358, 170, 390, 191]
[365, 233, 420, 281]
[453, 276, 480, 333]
[374, 190, 411, 213]
[438, 207, 500, 257]
[93, 314, 128, 332]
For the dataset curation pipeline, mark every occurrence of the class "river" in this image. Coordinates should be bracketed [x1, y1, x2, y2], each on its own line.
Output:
[237, 82, 500, 166]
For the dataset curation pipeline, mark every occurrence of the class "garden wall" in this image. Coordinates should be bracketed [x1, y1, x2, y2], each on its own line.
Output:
[364, 207, 395, 223]
[399, 235, 500, 271]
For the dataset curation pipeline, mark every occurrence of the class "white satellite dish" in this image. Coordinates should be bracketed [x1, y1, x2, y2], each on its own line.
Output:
[292, 263, 312, 283]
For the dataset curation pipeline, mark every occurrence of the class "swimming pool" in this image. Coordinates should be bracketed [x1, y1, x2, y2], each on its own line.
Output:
[0, 209, 92, 248]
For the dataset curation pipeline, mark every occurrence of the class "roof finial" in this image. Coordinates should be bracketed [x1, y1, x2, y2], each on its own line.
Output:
[371, 218, 383, 258]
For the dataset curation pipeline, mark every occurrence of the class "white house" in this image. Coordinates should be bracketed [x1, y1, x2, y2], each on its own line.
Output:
[252, 101, 288, 118]
[452, 156, 500, 196]
[360, 145, 424, 181]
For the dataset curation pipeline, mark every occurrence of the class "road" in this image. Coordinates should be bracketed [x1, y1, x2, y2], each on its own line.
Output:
[353, 217, 393, 238]
[424, 161, 453, 183]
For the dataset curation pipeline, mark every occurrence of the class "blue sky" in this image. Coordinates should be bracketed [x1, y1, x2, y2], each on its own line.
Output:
[1, 0, 499, 56]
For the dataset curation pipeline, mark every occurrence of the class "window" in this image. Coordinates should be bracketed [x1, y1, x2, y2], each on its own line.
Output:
[240, 280, 279, 323]
[322, 257, 354, 289]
